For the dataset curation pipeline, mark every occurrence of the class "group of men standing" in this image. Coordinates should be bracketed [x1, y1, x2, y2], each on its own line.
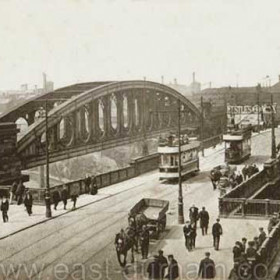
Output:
[1, 180, 34, 223]
[183, 205, 219, 251]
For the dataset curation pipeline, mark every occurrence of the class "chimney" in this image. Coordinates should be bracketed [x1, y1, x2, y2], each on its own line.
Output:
[161, 75, 164, 84]
[43, 72, 47, 90]
[192, 72, 196, 83]
[174, 78, 177, 85]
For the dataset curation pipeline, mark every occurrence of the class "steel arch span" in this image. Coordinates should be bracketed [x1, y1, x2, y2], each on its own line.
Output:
[1, 81, 202, 169]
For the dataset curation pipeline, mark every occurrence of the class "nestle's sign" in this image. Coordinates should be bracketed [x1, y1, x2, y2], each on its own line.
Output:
[227, 104, 277, 114]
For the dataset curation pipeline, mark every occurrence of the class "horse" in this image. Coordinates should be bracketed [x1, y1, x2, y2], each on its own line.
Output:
[115, 228, 137, 267]
[128, 213, 148, 251]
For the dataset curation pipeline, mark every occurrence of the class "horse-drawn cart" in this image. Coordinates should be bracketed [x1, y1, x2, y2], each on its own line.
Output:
[129, 198, 169, 239]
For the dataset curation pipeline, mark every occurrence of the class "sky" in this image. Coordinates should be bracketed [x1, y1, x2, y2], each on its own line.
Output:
[0, 0, 280, 90]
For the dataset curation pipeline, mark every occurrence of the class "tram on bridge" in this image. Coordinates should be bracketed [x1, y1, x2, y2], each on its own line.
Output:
[223, 125, 252, 164]
[158, 133, 200, 180]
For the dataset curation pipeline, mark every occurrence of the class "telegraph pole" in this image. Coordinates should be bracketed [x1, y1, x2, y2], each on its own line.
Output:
[271, 94, 276, 159]
[45, 100, 52, 218]
[177, 99, 184, 224]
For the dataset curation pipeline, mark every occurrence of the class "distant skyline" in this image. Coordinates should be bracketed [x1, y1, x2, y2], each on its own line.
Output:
[0, 0, 280, 91]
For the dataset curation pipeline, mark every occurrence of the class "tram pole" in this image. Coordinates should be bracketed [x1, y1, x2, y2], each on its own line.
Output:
[177, 99, 185, 224]
[271, 93, 277, 159]
[200, 96, 204, 156]
[256, 84, 261, 133]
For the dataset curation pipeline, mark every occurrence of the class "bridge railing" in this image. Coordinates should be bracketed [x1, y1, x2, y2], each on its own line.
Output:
[219, 158, 280, 218]
[29, 153, 159, 205]
[200, 134, 223, 150]
[257, 221, 280, 271]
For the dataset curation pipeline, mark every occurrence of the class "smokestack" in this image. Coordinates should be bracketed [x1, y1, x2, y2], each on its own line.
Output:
[174, 78, 177, 85]
[161, 75, 164, 84]
[192, 72, 196, 83]
[43, 72, 47, 90]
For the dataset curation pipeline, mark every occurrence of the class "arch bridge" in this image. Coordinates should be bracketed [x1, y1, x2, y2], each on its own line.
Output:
[0, 81, 202, 169]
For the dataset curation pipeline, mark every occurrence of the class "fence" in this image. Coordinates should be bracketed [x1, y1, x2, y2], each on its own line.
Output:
[219, 158, 280, 218]
[257, 221, 280, 275]
[27, 153, 160, 205]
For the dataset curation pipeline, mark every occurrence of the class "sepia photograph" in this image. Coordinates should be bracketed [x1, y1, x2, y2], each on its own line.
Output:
[0, 0, 280, 279]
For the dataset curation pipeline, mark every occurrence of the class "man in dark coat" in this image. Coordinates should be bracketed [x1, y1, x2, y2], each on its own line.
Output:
[140, 225, 150, 259]
[165, 255, 179, 280]
[23, 191, 33, 216]
[90, 176, 98, 195]
[198, 252, 216, 279]
[61, 185, 68, 210]
[84, 175, 91, 194]
[71, 193, 78, 210]
[212, 218, 223, 250]
[1, 196, 9, 222]
[189, 204, 199, 227]
[258, 227, 266, 246]
[147, 256, 161, 279]
[190, 223, 197, 250]
[242, 165, 248, 180]
[236, 171, 243, 185]
[233, 241, 242, 262]
[16, 180, 25, 205]
[183, 221, 192, 251]
[52, 188, 61, 210]
[158, 250, 168, 279]
[199, 207, 210, 236]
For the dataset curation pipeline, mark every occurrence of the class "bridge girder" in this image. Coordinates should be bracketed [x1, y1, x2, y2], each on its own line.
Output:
[1, 81, 201, 169]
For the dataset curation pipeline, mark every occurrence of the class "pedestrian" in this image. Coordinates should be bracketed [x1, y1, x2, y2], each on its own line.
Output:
[165, 255, 179, 280]
[246, 241, 257, 262]
[253, 164, 259, 175]
[147, 255, 160, 279]
[241, 237, 247, 253]
[247, 164, 254, 179]
[90, 176, 98, 195]
[258, 227, 266, 246]
[10, 180, 18, 203]
[52, 188, 61, 210]
[233, 241, 242, 262]
[16, 180, 25, 205]
[268, 214, 278, 233]
[236, 171, 243, 185]
[84, 175, 91, 194]
[23, 190, 33, 216]
[140, 225, 150, 259]
[71, 193, 78, 210]
[61, 185, 68, 210]
[242, 165, 248, 180]
[158, 250, 168, 279]
[183, 221, 192, 251]
[1, 196, 9, 222]
[199, 207, 210, 236]
[190, 223, 197, 249]
[198, 252, 216, 279]
[253, 237, 260, 250]
[212, 218, 223, 250]
[189, 204, 199, 227]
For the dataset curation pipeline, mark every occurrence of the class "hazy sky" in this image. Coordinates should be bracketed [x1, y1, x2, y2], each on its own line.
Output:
[0, 0, 280, 90]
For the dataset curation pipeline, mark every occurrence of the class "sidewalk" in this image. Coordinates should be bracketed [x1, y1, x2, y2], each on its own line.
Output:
[0, 170, 157, 240]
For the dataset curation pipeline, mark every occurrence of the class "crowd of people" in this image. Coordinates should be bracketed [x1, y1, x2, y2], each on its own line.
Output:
[229, 227, 268, 279]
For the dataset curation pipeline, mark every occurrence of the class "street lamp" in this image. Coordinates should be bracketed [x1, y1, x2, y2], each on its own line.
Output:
[177, 99, 185, 224]
[270, 93, 277, 159]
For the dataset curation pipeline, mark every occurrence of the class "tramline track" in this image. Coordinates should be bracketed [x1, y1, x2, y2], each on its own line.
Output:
[27, 185, 183, 279]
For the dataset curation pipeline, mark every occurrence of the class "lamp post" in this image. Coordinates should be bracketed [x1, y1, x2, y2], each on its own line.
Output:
[44, 100, 52, 218]
[177, 99, 184, 224]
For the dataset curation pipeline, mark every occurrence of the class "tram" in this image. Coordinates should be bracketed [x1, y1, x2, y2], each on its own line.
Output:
[158, 134, 200, 180]
[223, 125, 252, 164]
